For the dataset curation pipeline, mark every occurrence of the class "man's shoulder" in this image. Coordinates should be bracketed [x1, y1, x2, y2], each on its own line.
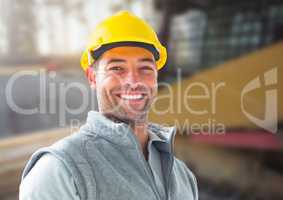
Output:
[22, 153, 71, 179]
[173, 157, 196, 179]
[172, 157, 198, 199]
[21, 130, 92, 181]
[20, 129, 97, 199]
[19, 154, 79, 200]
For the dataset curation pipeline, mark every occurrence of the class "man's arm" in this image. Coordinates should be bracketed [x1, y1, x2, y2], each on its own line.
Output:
[176, 159, 199, 200]
[19, 154, 80, 200]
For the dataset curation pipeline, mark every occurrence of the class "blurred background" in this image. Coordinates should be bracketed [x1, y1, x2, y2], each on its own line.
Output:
[0, 0, 283, 199]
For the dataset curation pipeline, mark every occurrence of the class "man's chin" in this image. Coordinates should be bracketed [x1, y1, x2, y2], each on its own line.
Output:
[103, 110, 148, 124]
[118, 109, 149, 124]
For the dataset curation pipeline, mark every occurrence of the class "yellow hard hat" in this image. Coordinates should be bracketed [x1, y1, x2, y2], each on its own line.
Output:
[80, 11, 167, 71]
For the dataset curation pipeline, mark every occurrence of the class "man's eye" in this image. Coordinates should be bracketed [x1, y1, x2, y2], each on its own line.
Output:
[109, 66, 123, 71]
[140, 66, 154, 71]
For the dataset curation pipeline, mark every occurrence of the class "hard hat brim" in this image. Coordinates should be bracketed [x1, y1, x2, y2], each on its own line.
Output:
[90, 41, 160, 61]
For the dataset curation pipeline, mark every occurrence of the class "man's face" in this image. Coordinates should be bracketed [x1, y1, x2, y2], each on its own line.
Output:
[89, 46, 158, 123]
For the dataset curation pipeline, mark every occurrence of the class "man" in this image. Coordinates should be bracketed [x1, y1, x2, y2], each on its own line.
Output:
[20, 11, 198, 200]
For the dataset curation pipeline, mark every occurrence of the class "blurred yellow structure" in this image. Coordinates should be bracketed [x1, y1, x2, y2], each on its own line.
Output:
[150, 41, 283, 131]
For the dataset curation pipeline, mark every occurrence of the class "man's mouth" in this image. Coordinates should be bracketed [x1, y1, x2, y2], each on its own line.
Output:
[112, 91, 151, 113]
[114, 93, 147, 102]
[120, 94, 144, 100]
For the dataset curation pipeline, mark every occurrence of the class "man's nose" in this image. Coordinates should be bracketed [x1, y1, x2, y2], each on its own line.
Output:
[124, 69, 141, 86]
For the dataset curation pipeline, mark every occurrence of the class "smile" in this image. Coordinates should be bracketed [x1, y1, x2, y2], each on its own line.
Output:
[114, 93, 147, 101]
[120, 94, 144, 100]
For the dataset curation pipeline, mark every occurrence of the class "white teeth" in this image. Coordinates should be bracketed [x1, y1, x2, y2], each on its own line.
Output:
[120, 94, 143, 100]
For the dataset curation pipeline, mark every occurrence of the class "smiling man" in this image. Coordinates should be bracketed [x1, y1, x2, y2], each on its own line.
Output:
[20, 11, 198, 200]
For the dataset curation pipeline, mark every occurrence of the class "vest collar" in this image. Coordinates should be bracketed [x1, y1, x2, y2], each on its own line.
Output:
[82, 111, 176, 154]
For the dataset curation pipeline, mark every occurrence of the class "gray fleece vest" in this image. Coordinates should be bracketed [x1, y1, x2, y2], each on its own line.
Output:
[22, 111, 198, 200]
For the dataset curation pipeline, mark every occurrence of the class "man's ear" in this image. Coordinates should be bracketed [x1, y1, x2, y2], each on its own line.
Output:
[86, 67, 96, 89]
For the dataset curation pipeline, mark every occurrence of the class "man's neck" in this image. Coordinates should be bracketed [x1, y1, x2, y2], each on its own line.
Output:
[102, 113, 150, 160]
[130, 122, 149, 160]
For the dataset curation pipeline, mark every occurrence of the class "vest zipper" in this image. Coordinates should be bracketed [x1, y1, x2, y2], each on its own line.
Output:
[128, 132, 162, 200]
[165, 154, 174, 200]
